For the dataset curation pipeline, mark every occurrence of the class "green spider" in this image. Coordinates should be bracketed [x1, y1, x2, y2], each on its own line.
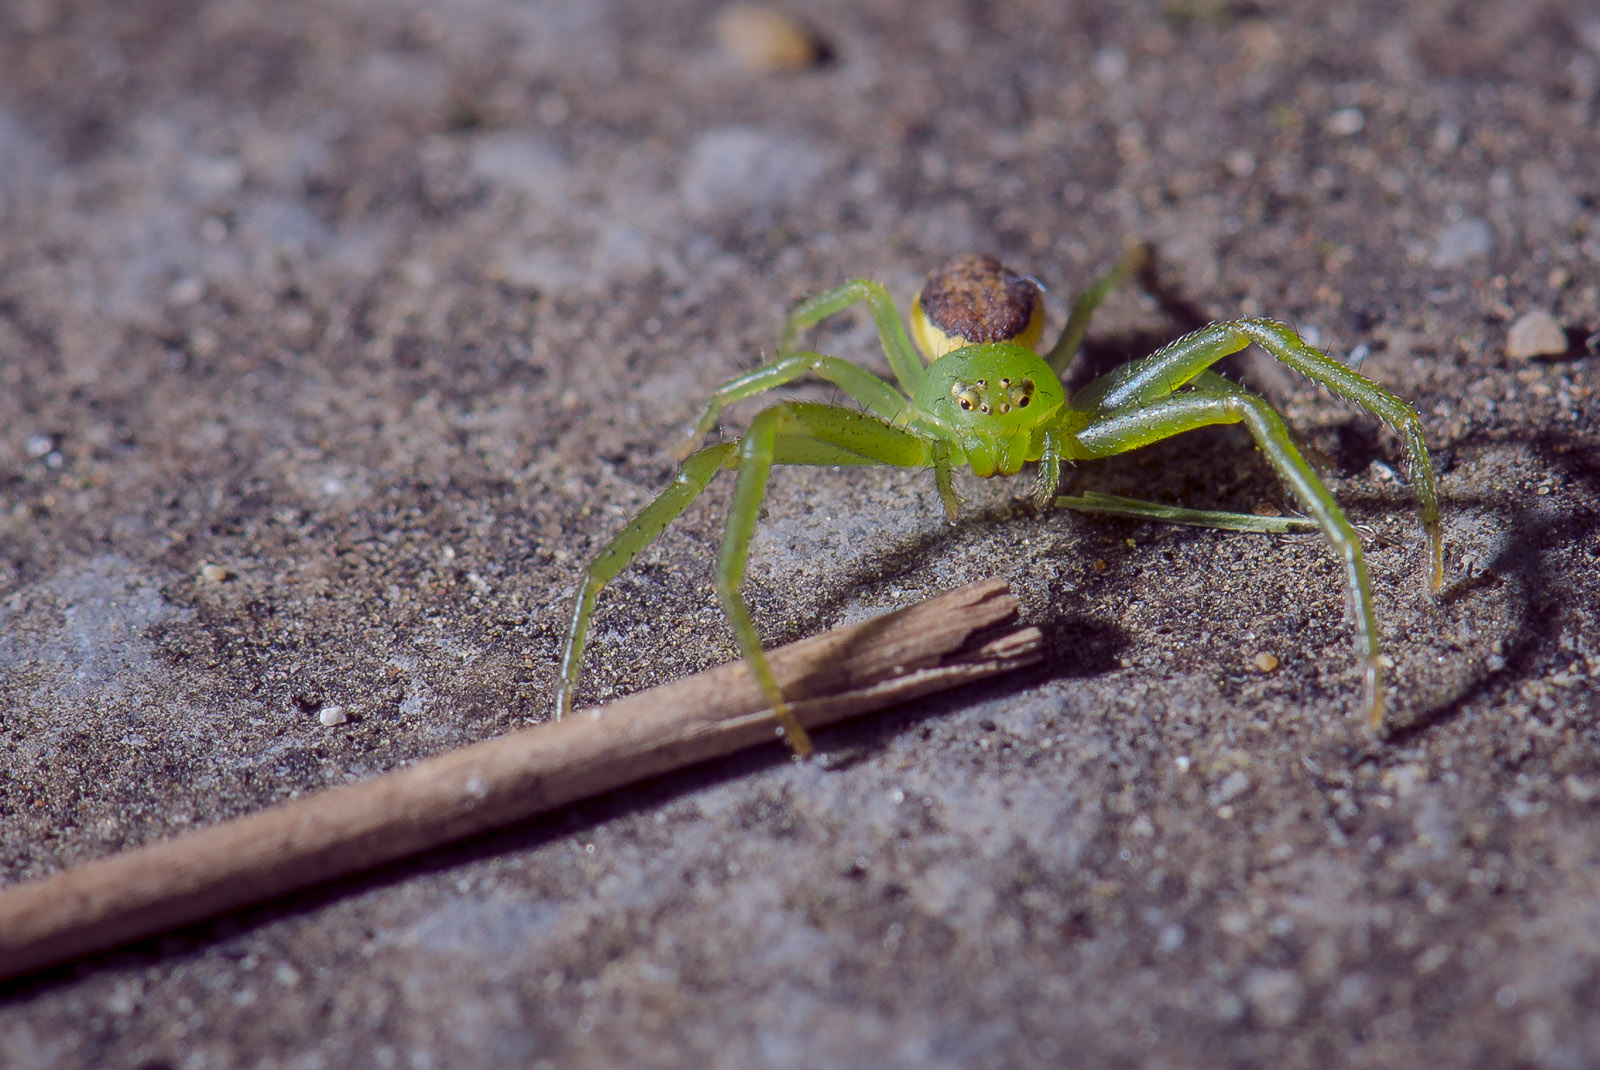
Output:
[556, 251, 1444, 756]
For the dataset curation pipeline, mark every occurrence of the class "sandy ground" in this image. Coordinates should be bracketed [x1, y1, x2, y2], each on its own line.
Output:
[2, 1, 1599, 1066]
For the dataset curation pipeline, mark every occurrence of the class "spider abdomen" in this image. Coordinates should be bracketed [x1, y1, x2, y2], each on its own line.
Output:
[911, 254, 1047, 359]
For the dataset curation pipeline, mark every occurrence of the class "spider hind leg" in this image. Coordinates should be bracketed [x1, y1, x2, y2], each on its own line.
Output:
[1073, 388, 1387, 730]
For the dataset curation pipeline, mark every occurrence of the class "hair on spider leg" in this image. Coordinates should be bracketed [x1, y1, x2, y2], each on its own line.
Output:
[827, 384, 909, 427]
[1291, 318, 1323, 348]
[1286, 314, 1379, 376]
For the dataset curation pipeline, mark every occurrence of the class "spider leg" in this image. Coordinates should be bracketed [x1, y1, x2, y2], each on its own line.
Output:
[779, 279, 926, 395]
[560, 402, 933, 756]
[1073, 319, 1442, 593]
[1056, 370, 1317, 532]
[674, 351, 926, 459]
[719, 402, 933, 755]
[1043, 242, 1148, 375]
[1031, 430, 1065, 511]
[930, 439, 961, 520]
[1073, 389, 1388, 730]
[558, 442, 739, 721]
[1054, 490, 1317, 534]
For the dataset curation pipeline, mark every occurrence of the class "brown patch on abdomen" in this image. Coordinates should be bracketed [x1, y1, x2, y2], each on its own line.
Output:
[917, 254, 1039, 344]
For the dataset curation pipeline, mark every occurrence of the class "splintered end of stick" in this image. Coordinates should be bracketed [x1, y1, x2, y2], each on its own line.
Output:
[0, 578, 1040, 983]
[740, 575, 1039, 725]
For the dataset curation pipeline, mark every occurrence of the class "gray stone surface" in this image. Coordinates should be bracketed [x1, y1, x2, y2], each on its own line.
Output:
[2, 1, 1599, 1066]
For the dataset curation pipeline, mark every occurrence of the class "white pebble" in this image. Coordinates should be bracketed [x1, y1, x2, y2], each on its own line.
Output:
[1223, 149, 1256, 177]
[318, 705, 348, 726]
[1325, 108, 1364, 136]
[1091, 47, 1129, 84]
[1211, 770, 1253, 806]
[1563, 775, 1600, 803]
[1506, 310, 1567, 359]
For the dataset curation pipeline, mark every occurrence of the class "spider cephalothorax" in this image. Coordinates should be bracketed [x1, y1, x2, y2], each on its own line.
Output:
[916, 343, 1065, 478]
[556, 250, 1443, 756]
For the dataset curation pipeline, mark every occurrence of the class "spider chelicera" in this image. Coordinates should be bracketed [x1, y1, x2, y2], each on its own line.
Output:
[555, 251, 1444, 756]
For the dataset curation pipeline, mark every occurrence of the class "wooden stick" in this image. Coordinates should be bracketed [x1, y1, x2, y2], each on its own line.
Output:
[0, 578, 1039, 982]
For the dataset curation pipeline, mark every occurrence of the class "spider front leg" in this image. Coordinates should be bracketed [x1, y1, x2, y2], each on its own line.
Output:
[673, 351, 922, 460]
[557, 442, 738, 721]
[779, 279, 927, 394]
[716, 401, 934, 755]
[560, 399, 934, 757]
[930, 439, 961, 521]
[1075, 319, 1443, 592]
[1073, 389, 1389, 730]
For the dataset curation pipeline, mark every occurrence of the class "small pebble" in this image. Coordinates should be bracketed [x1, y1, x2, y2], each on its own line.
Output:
[318, 705, 348, 726]
[1325, 107, 1365, 136]
[1505, 310, 1567, 359]
[1091, 47, 1129, 84]
[1252, 651, 1281, 673]
[715, 5, 822, 74]
[199, 563, 230, 583]
[1212, 770, 1253, 806]
[1563, 775, 1599, 804]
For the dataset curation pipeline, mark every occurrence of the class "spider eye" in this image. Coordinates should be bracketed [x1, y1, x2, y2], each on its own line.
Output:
[1016, 395, 1030, 408]
[959, 398, 973, 411]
